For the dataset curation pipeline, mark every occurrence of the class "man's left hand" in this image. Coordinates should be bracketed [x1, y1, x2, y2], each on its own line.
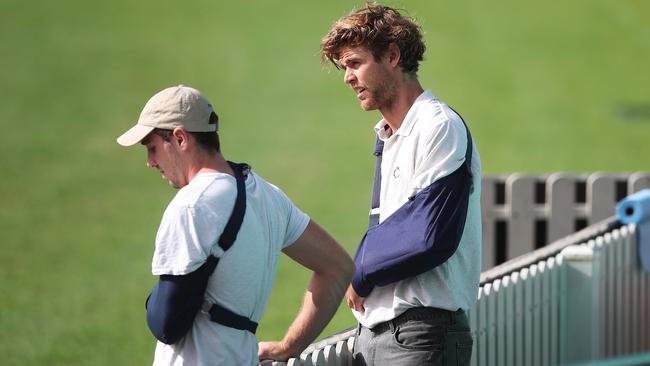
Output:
[258, 341, 290, 362]
[346, 285, 366, 314]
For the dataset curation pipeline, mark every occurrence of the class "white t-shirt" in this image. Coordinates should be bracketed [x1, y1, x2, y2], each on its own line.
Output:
[151, 170, 310, 366]
[354, 90, 483, 328]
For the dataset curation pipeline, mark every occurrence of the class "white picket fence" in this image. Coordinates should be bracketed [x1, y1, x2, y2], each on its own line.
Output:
[480, 172, 650, 269]
[262, 220, 650, 366]
[470, 223, 650, 365]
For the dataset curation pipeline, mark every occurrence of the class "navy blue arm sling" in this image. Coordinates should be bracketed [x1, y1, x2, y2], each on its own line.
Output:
[351, 116, 474, 297]
[145, 162, 257, 345]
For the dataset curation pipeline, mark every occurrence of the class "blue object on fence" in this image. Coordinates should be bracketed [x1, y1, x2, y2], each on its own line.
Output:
[616, 189, 650, 273]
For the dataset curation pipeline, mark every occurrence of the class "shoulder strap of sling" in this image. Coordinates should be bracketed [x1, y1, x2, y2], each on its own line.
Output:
[203, 162, 258, 334]
[368, 108, 473, 228]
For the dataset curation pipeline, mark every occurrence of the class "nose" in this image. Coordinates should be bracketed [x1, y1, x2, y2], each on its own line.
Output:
[344, 67, 356, 85]
[146, 154, 157, 169]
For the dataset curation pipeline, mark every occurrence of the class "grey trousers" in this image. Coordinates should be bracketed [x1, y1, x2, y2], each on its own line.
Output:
[352, 307, 473, 366]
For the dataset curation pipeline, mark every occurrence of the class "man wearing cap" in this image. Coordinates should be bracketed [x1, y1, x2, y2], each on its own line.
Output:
[117, 85, 354, 365]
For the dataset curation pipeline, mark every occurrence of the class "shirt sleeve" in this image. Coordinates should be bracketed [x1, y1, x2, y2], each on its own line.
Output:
[152, 200, 229, 276]
[283, 202, 310, 248]
[266, 182, 310, 249]
[409, 108, 468, 196]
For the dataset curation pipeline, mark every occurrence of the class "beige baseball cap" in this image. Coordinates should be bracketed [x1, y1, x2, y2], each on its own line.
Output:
[117, 85, 218, 146]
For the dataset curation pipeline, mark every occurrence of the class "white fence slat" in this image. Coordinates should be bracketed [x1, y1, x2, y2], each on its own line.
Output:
[513, 271, 525, 366]
[643, 250, 650, 349]
[560, 245, 597, 364]
[346, 337, 354, 357]
[321, 345, 336, 366]
[616, 227, 632, 354]
[637, 225, 650, 352]
[478, 285, 489, 366]
[531, 264, 542, 366]
[629, 227, 642, 354]
[640, 223, 650, 351]
[548, 256, 560, 365]
[522, 267, 534, 366]
[538, 260, 550, 366]
[548, 174, 581, 242]
[620, 225, 650, 352]
[623, 227, 639, 353]
[588, 173, 623, 223]
[508, 175, 539, 259]
[591, 238, 607, 360]
[310, 349, 325, 366]
[501, 276, 515, 366]
[493, 280, 505, 365]
[483, 286, 495, 364]
[488, 282, 498, 366]
[300, 352, 314, 366]
[602, 234, 615, 358]
[630, 172, 650, 193]
[286, 359, 301, 366]
[611, 232, 625, 355]
[334, 340, 350, 366]
[481, 176, 500, 270]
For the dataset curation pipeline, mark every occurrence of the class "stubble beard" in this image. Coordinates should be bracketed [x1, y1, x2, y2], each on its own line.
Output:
[360, 75, 396, 112]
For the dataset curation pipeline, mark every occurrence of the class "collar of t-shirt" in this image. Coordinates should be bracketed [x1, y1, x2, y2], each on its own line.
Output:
[373, 90, 436, 140]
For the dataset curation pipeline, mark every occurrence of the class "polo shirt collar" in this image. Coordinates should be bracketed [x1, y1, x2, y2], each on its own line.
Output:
[373, 90, 436, 141]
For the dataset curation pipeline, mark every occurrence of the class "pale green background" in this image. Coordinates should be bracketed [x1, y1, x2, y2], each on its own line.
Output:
[1, 0, 648, 364]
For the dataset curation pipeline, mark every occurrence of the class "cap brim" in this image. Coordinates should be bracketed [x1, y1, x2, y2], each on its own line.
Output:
[116, 124, 155, 146]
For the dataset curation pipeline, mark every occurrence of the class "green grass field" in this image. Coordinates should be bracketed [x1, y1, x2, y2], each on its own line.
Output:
[1, 0, 649, 364]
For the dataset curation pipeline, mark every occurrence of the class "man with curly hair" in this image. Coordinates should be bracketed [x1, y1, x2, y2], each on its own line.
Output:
[321, 4, 482, 365]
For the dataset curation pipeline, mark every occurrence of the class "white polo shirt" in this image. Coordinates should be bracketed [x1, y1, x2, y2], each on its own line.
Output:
[353, 90, 482, 328]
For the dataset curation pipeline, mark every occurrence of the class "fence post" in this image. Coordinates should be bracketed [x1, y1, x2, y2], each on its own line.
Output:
[630, 172, 650, 194]
[481, 175, 508, 269]
[559, 245, 599, 364]
[588, 173, 624, 224]
[548, 174, 585, 243]
[508, 175, 539, 258]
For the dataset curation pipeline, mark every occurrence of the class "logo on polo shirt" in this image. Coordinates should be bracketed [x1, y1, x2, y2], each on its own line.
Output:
[393, 167, 400, 178]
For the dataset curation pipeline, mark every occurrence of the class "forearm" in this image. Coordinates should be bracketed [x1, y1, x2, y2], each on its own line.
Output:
[279, 268, 350, 357]
[260, 220, 354, 360]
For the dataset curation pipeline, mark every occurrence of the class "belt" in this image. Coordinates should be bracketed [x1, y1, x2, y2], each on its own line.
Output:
[368, 307, 462, 334]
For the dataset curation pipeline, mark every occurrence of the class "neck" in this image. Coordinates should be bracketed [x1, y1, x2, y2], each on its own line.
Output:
[187, 151, 234, 183]
[379, 76, 424, 134]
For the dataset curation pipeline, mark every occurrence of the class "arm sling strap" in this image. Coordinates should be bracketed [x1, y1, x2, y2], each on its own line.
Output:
[351, 111, 474, 297]
[145, 162, 258, 345]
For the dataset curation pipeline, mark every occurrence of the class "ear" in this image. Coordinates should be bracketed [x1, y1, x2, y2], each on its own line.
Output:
[171, 128, 189, 150]
[386, 43, 401, 69]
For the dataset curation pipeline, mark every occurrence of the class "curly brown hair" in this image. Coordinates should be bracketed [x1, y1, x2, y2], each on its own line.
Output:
[320, 3, 425, 76]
